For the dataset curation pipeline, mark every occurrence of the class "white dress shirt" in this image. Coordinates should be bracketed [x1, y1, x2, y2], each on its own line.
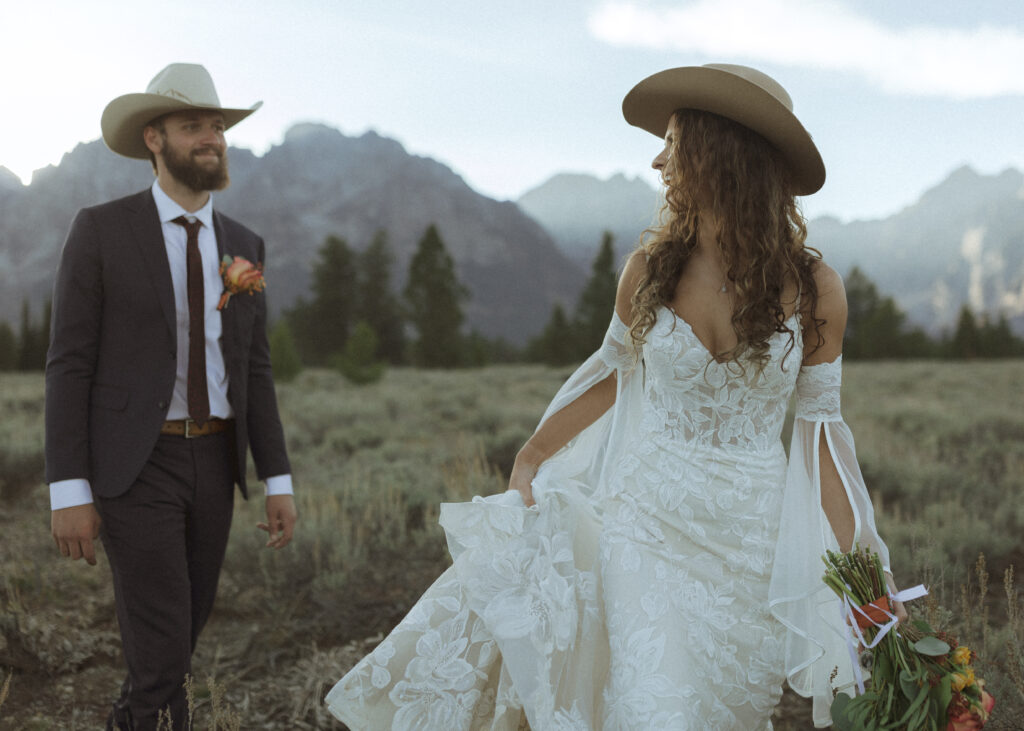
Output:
[50, 180, 293, 510]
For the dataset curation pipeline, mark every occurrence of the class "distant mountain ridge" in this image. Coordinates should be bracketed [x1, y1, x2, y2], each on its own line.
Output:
[4, 133, 1022, 342]
[0, 123, 584, 344]
[517, 167, 1024, 335]
[517, 172, 661, 265]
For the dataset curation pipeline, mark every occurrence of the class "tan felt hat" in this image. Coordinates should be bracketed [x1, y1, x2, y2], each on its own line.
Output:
[101, 63, 262, 159]
[622, 64, 825, 195]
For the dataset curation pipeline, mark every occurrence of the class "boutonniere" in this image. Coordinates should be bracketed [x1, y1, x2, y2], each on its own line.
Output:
[217, 255, 266, 310]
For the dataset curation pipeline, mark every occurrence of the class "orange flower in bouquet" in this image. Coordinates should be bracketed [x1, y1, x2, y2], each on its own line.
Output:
[217, 255, 265, 310]
[823, 547, 996, 731]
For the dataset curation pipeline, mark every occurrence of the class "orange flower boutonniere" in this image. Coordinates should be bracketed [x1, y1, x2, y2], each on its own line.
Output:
[217, 255, 265, 310]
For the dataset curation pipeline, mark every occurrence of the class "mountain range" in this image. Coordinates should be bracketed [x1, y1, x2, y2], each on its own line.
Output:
[518, 167, 1024, 336]
[2, 123, 1022, 343]
[0, 124, 583, 344]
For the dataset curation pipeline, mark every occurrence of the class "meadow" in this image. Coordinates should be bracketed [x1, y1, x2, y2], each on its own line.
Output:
[1, 360, 1022, 729]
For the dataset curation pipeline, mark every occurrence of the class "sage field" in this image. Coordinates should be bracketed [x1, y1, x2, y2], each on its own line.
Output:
[1, 361, 1022, 729]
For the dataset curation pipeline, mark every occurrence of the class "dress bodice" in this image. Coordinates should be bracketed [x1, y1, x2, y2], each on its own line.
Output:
[639, 307, 802, 453]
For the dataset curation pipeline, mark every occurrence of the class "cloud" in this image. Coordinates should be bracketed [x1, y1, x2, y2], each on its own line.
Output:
[588, 0, 1024, 98]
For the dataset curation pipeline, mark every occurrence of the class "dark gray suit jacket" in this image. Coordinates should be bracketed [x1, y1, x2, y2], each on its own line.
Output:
[45, 188, 290, 499]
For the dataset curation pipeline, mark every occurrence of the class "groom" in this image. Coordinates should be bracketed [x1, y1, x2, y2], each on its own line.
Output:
[45, 63, 297, 730]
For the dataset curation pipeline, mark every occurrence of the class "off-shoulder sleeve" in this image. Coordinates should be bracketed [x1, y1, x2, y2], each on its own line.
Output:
[769, 356, 891, 728]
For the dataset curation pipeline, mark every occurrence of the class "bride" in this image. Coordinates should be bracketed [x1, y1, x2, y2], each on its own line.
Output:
[326, 63, 906, 730]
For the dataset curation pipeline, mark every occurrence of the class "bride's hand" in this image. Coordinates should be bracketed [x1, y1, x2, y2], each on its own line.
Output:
[509, 445, 544, 507]
[885, 573, 909, 624]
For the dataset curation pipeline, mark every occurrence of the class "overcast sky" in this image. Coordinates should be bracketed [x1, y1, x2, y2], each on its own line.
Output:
[4, 0, 1024, 221]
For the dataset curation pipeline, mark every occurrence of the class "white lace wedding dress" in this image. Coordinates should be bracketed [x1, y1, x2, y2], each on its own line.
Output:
[326, 307, 890, 730]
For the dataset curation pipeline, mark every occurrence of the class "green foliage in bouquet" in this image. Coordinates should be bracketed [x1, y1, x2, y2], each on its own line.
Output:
[824, 547, 995, 731]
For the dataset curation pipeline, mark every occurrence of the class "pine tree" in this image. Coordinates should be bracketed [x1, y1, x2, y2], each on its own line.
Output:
[978, 313, 1016, 358]
[0, 321, 16, 371]
[843, 267, 881, 359]
[842, 267, 936, 359]
[528, 303, 578, 365]
[404, 225, 468, 368]
[950, 305, 981, 359]
[355, 231, 406, 364]
[15, 299, 48, 371]
[269, 318, 303, 383]
[334, 320, 386, 384]
[573, 232, 619, 358]
[287, 235, 358, 365]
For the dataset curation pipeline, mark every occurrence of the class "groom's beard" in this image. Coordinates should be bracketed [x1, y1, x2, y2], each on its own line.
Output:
[161, 138, 230, 193]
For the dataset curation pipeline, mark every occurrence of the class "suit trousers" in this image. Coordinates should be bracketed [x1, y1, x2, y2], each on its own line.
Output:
[96, 430, 235, 731]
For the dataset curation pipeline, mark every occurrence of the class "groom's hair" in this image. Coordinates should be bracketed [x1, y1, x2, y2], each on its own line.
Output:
[144, 116, 167, 175]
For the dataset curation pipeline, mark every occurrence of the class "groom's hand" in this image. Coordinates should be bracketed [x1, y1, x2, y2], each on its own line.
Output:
[52, 504, 102, 565]
[258, 494, 297, 549]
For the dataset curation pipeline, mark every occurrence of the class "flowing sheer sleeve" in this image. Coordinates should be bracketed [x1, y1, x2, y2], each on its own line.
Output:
[528, 310, 644, 503]
[769, 356, 892, 728]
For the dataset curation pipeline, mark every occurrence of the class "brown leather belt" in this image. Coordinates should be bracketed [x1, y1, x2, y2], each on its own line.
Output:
[160, 418, 233, 438]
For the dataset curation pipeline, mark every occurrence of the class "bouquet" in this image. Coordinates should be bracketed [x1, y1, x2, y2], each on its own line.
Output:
[823, 547, 995, 730]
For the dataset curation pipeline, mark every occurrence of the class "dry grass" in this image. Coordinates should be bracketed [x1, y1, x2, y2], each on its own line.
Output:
[1, 360, 1022, 728]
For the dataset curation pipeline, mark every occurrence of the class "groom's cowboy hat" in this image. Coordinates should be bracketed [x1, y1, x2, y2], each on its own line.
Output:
[101, 63, 262, 160]
[622, 63, 825, 195]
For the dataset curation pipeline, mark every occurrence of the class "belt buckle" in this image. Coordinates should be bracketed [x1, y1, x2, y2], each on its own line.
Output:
[184, 419, 199, 439]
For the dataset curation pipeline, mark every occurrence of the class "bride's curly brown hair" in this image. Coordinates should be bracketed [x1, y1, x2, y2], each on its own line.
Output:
[629, 108, 824, 370]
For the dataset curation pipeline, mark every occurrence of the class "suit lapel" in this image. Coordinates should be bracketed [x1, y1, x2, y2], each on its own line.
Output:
[128, 190, 176, 342]
[213, 210, 238, 360]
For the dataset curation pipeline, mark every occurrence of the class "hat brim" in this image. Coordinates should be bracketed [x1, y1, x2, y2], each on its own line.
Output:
[622, 66, 825, 195]
[101, 93, 262, 159]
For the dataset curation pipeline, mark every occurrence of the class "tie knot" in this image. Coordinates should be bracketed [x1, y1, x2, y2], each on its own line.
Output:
[172, 215, 202, 238]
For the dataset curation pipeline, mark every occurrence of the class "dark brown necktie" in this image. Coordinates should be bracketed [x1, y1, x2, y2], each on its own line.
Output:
[172, 216, 210, 426]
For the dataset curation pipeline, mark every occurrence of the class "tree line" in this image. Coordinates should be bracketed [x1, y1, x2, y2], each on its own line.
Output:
[3, 229, 1022, 377]
[268, 224, 493, 383]
[269, 230, 1024, 374]
[843, 266, 1024, 359]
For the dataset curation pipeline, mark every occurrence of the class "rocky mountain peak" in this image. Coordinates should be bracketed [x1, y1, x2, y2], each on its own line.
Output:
[911, 165, 1024, 217]
[0, 123, 583, 344]
[0, 166, 23, 192]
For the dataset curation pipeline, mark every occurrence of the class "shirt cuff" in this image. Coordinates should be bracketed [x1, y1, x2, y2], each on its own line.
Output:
[265, 474, 294, 496]
[50, 479, 94, 510]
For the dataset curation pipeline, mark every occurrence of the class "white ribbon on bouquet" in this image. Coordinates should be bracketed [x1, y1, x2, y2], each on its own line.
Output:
[839, 584, 930, 694]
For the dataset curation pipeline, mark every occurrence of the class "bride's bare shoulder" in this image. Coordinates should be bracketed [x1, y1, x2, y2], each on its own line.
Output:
[803, 259, 847, 363]
[616, 250, 648, 321]
[810, 260, 847, 321]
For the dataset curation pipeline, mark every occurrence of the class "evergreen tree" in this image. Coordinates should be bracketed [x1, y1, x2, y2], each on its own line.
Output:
[528, 303, 578, 365]
[287, 235, 358, 365]
[843, 267, 882, 358]
[0, 321, 16, 371]
[334, 320, 386, 384]
[355, 230, 406, 364]
[843, 267, 933, 359]
[949, 304, 981, 359]
[16, 299, 48, 371]
[461, 331, 493, 367]
[403, 225, 468, 368]
[865, 298, 909, 359]
[978, 313, 1016, 358]
[573, 232, 619, 358]
[269, 318, 303, 383]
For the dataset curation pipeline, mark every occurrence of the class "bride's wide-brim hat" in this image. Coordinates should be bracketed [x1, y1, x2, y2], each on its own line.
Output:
[622, 63, 825, 195]
[101, 63, 262, 160]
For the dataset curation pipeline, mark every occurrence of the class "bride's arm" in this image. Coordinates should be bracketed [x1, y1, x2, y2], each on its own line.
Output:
[510, 252, 645, 506]
[802, 264, 856, 549]
[510, 374, 617, 506]
[801, 263, 906, 617]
